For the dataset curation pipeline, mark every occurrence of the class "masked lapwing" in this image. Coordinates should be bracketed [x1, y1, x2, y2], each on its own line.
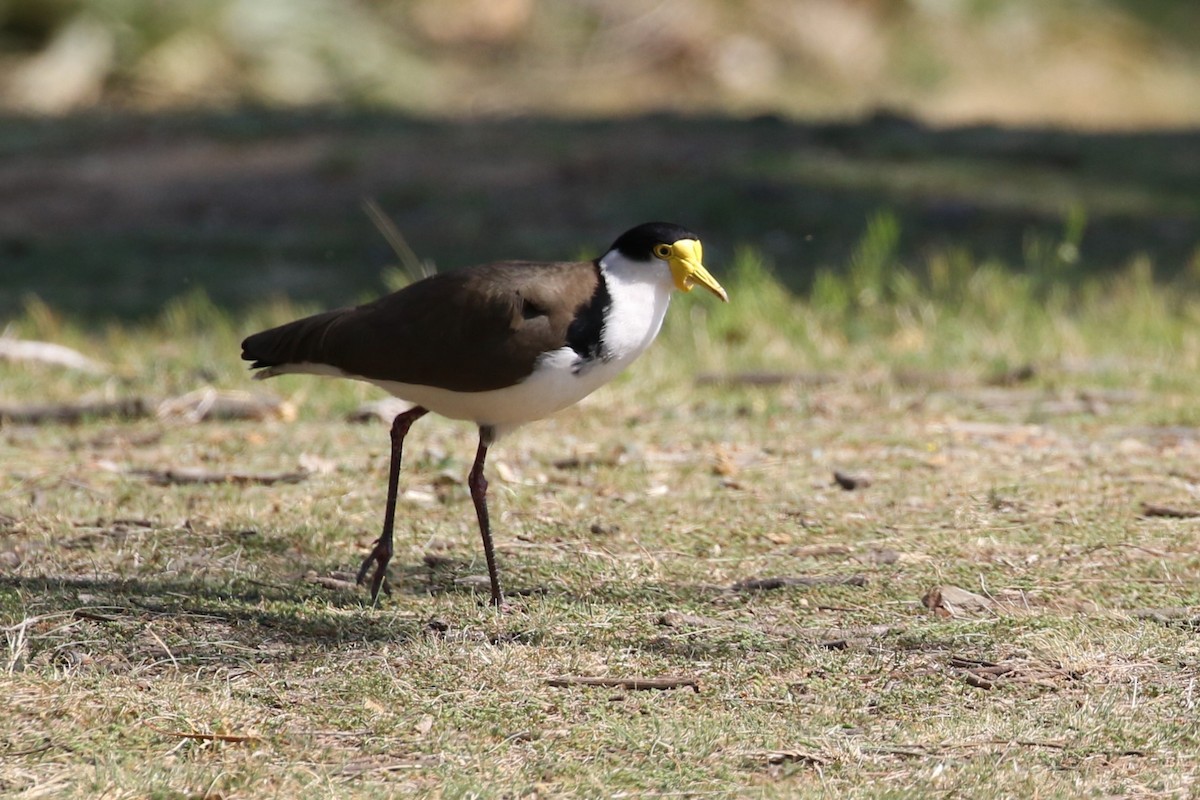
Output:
[241, 222, 728, 608]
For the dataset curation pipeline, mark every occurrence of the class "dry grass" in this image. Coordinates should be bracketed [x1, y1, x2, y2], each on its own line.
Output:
[4, 269, 1200, 796]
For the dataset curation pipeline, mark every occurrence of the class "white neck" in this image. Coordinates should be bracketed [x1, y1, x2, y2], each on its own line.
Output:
[596, 249, 674, 364]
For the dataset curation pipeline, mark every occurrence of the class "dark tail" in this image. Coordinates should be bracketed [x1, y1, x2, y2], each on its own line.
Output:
[241, 309, 348, 372]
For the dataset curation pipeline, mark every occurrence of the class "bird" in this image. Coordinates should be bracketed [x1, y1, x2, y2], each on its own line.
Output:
[241, 222, 728, 608]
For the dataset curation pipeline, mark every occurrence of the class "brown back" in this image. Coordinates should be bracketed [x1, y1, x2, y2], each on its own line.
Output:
[242, 260, 602, 392]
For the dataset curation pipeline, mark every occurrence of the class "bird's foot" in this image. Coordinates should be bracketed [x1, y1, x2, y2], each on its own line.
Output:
[356, 538, 393, 604]
[481, 596, 516, 614]
[483, 587, 524, 613]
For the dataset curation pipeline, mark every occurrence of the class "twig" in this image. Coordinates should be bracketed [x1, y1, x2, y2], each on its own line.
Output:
[157, 388, 292, 422]
[144, 625, 178, 671]
[0, 337, 107, 373]
[980, 738, 1067, 750]
[0, 398, 148, 425]
[73, 608, 122, 623]
[731, 575, 867, 592]
[864, 745, 931, 759]
[1075, 542, 1172, 559]
[546, 676, 700, 692]
[144, 720, 262, 744]
[113, 465, 309, 486]
[695, 371, 836, 388]
[1131, 607, 1196, 621]
[948, 656, 1009, 672]
[1140, 502, 1200, 519]
[304, 574, 362, 592]
[960, 673, 995, 690]
[2, 610, 91, 633]
[3, 740, 56, 757]
[0, 390, 294, 426]
[749, 748, 830, 765]
[362, 197, 433, 280]
[1168, 469, 1200, 485]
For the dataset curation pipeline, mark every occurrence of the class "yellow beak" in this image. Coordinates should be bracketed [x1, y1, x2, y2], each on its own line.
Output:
[667, 239, 729, 302]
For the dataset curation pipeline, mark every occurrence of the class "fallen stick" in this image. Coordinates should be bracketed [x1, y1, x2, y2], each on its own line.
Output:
[157, 388, 293, 422]
[101, 463, 309, 486]
[749, 749, 830, 766]
[72, 608, 123, 623]
[863, 744, 932, 759]
[304, 573, 361, 592]
[3, 741, 56, 757]
[950, 664, 1027, 679]
[546, 676, 700, 692]
[0, 337, 108, 374]
[144, 720, 261, 744]
[0, 398, 149, 425]
[1, 389, 291, 427]
[1131, 606, 1195, 620]
[1140, 502, 1200, 519]
[970, 738, 1068, 751]
[731, 574, 867, 592]
[960, 673, 995, 690]
[695, 371, 836, 388]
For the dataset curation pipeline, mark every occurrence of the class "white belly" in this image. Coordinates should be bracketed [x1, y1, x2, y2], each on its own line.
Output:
[367, 345, 642, 435]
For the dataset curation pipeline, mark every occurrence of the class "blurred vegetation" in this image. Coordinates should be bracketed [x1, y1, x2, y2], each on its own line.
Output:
[1, 0, 1199, 126]
[1, 111, 1196, 322]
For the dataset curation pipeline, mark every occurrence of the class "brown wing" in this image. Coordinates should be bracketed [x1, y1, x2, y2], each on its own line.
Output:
[241, 260, 601, 393]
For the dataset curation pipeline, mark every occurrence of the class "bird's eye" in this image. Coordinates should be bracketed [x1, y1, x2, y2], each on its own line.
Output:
[654, 244, 672, 259]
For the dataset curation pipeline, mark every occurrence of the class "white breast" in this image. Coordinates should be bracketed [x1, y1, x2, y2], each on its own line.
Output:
[594, 250, 675, 365]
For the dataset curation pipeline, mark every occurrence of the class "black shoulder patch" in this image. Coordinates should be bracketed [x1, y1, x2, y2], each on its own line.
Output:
[565, 265, 611, 364]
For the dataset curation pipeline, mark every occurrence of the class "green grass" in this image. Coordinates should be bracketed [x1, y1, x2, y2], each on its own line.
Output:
[4, 233, 1200, 796]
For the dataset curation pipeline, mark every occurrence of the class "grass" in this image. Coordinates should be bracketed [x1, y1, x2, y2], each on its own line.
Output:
[5, 229, 1200, 796]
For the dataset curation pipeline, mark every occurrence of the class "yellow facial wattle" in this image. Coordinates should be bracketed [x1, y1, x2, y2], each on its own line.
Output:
[664, 239, 728, 302]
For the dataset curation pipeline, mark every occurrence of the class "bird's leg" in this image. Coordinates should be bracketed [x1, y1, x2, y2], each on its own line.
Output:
[357, 405, 429, 604]
[468, 426, 504, 608]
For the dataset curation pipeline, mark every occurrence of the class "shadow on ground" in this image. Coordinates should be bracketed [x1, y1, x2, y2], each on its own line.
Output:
[0, 562, 826, 669]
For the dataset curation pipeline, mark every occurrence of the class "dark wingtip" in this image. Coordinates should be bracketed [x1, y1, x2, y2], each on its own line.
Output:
[239, 307, 349, 377]
[241, 330, 278, 370]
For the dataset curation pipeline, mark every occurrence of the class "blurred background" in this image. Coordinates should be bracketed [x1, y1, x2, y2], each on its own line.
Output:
[0, 0, 1197, 348]
[3, 0, 1200, 124]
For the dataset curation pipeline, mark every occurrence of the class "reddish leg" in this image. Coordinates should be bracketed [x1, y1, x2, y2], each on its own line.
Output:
[357, 405, 429, 604]
[468, 427, 504, 608]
